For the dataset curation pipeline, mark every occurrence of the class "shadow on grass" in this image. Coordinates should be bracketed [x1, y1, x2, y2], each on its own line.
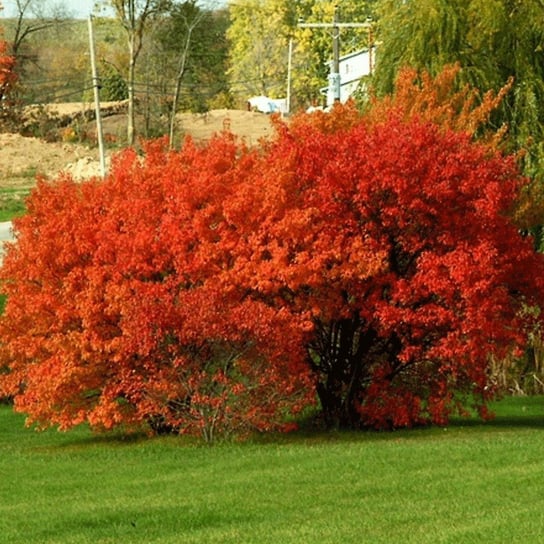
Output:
[34, 396, 544, 450]
[252, 398, 544, 446]
[50, 427, 202, 451]
[448, 414, 544, 429]
[22, 425, 155, 452]
[448, 395, 544, 429]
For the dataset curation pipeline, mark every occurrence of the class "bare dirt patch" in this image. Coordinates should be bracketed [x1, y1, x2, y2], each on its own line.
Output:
[0, 107, 276, 189]
[175, 109, 275, 145]
[0, 133, 102, 187]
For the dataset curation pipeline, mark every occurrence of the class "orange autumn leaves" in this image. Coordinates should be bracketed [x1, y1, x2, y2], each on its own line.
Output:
[0, 138, 314, 440]
[0, 16, 15, 105]
[1, 67, 544, 438]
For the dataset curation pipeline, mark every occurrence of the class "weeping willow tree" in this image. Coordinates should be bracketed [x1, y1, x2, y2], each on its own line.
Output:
[374, 0, 469, 87]
[374, 0, 544, 180]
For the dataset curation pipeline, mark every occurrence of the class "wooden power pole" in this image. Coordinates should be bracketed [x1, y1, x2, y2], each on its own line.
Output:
[299, 7, 371, 107]
[88, 15, 107, 178]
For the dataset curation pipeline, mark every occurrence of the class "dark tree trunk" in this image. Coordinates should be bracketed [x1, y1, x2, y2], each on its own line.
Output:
[309, 315, 378, 428]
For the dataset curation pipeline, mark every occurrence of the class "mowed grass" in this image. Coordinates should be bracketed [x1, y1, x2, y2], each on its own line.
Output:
[0, 186, 30, 222]
[1, 397, 544, 544]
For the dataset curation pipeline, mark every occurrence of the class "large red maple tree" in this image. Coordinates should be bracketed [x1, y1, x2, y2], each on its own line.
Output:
[1, 72, 543, 436]
[0, 137, 313, 440]
[228, 104, 544, 428]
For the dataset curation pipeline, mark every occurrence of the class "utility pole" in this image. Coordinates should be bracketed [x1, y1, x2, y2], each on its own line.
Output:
[298, 7, 371, 108]
[286, 36, 293, 115]
[88, 15, 106, 178]
[331, 7, 340, 107]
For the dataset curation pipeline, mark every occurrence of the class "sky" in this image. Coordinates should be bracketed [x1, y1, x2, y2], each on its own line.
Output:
[1, 1, 226, 19]
[1, 1, 115, 19]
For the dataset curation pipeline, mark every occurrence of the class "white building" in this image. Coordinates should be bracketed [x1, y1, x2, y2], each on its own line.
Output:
[322, 46, 376, 106]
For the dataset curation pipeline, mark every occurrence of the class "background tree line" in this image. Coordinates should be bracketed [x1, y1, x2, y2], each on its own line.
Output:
[0, 0, 231, 143]
[2, 0, 544, 152]
[0, 0, 377, 142]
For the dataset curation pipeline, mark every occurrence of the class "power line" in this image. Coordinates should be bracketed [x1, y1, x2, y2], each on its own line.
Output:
[299, 8, 371, 107]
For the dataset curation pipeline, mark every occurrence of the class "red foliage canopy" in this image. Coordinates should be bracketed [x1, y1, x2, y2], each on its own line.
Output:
[0, 15, 16, 104]
[0, 137, 313, 440]
[1, 99, 544, 436]
[228, 104, 544, 428]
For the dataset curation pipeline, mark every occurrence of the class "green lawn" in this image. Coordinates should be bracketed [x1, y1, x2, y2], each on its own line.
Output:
[0, 186, 30, 222]
[1, 396, 543, 544]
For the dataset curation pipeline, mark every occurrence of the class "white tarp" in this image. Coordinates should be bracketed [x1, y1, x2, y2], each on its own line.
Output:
[248, 96, 286, 114]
